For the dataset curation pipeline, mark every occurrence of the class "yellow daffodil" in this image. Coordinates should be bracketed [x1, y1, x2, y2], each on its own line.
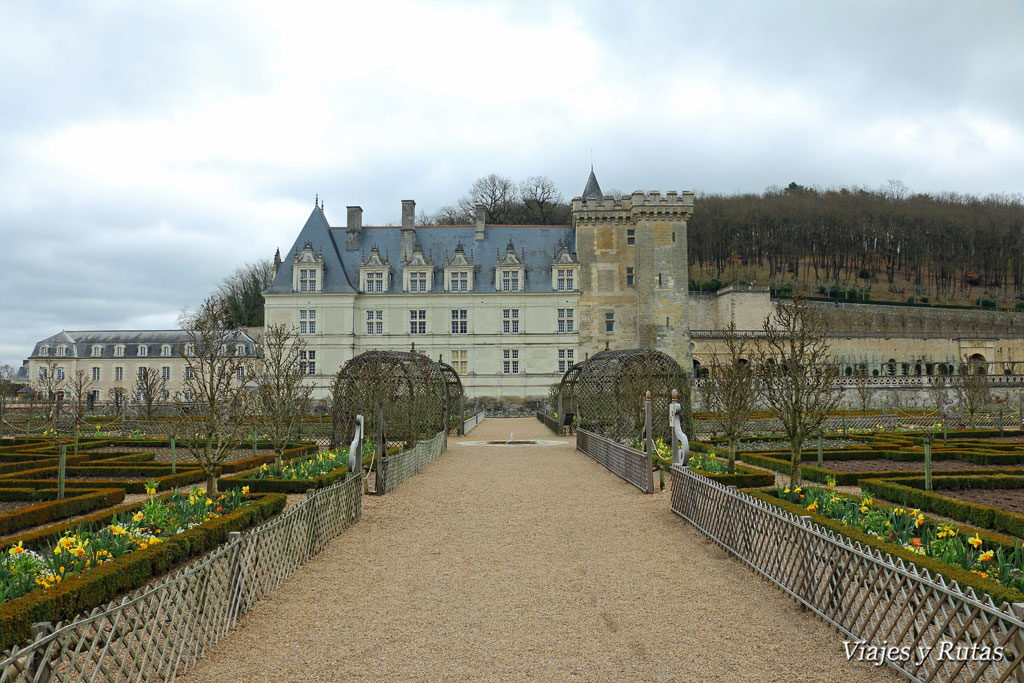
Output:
[979, 550, 994, 562]
[968, 534, 982, 549]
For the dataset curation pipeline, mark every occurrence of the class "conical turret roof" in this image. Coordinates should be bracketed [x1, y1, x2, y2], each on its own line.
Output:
[582, 167, 603, 200]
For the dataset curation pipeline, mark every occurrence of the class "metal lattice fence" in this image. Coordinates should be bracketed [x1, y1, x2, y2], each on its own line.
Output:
[670, 465, 1024, 682]
[0, 472, 363, 682]
[559, 349, 690, 442]
[576, 429, 653, 494]
[380, 431, 447, 494]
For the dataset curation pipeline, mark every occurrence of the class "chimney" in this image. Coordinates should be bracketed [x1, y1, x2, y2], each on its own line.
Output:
[345, 206, 362, 251]
[475, 204, 486, 241]
[400, 199, 416, 262]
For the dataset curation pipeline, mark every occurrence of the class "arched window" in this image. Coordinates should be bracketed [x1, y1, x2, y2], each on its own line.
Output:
[138, 345, 148, 357]
[114, 345, 125, 357]
[56, 345, 67, 357]
[39, 346, 49, 357]
[161, 344, 171, 357]
[91, 345, 102, 357]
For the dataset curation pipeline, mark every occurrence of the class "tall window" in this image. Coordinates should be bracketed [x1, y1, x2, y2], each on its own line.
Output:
[558, 349, 575, 374]
[502, 309, 519, 334]
[409, 272, 428, 293]
[162, 366, 170, 381]
[161, 344, 171, 357]
[56, 367, 65, 381]
[300, 268, 317, 292]
[184, 344, 194, 357]
[299, 309, 316, 335]
[557, 308, 574, 334]
[626, 229, 635, 245]
[236, 367, 245, 381]
[92, 345, 102, 357]
[38, 367, 47, 380]
[138, 345, 148, 357]
[556, 269, 574, 291]
[409, 310, 427, 334]
[501, 270, 520, 292]
[185, 367, 194, 380]
[451, 309, 468, 334]
[300, 350, 316, 375]
[605, 312, 614, 333]
[366, 310, 383, 335]
[114, 367, 124, 382]
[56, 346, 66, 357]
[38, 346, 48, 357]
[450, 349, 468, 374]
[91, 367, 100, 382]
[114, 345, 125, 357]
[502, 349, 519, 374]
[366, 271, 385, 293]
[450, 271, 468, 292]
[626, 267, 635, 287]
[137, 367, 146, 380]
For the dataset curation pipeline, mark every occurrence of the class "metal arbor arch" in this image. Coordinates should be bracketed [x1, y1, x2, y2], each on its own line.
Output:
[330, 350, 455, 451]
[559, 349, 690, 442]
[435, 358, 465, 431]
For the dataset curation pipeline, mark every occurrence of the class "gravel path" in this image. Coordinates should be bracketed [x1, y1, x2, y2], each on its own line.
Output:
[182, 418, 899, 682]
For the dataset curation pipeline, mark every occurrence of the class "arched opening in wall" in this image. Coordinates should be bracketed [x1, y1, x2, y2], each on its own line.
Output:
[969, 353, 987, 374]
[844, 366, 853, 376]
[901, 362, 910, 376]
[937, 362, 950, 375]
[692, 359, 708, 379]
[914, 361, 923, 376]
[887, 359, 897, 376]
[925, 362, 935, 376]
[738, 358, 749, 366]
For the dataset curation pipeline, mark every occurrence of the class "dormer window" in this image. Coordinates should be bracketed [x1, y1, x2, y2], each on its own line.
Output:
[500, 270, 520, 292]
[39, 346, 49, 357]
[359, 246, 391, 293]
[444, 243, 475, 293]
[236, 344, 246, 356]
[496, 241, 525, 293]
[138, 345, 148, 357]
[184, 344, 194, 357]
[91, 345, 102, 357]
[403, 245, 434, 293]
[292, 241, 324, 294]
[114, 345, 125, 357]
[56, 345, 67, 357]
[161, 344, 171, 357]
[550, 246, 579, 292]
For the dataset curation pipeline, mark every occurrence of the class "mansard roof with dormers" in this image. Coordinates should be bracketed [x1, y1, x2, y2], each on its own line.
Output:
[268, 207, 575, 295]
[27, 330, 257, 360]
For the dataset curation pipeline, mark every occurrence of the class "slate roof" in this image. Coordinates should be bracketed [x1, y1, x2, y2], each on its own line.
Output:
[29, 330, 256, 360]
[267, 206, 577, 295]
[582, 168, 603, 200]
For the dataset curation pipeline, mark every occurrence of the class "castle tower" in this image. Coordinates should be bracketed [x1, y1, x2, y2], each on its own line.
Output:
[572, 171, 695, 369]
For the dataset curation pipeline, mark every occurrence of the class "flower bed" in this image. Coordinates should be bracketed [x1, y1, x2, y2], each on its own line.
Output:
[630, 439, 774, 488]
[752, 483, 1024, 604]
[861, 474, 1024, 539]
[0, 484, 285, 651]
[222, 444, 375, 494]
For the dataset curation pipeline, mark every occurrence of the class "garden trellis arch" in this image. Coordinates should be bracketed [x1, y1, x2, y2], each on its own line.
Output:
[330, 350, 459, 451]
[559, 349, 690, 442]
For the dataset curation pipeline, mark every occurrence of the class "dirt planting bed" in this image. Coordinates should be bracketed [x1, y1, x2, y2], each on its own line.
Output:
[823, 459, 1024, 473]
[943, 487, 1024, 514]
[108, 446, 276, 465]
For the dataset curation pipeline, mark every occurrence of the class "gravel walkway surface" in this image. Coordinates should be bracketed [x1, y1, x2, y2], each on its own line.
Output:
[182, 418, 900, 682]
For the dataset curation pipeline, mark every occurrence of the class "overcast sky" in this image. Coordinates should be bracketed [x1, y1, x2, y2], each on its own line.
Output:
[2, 0, 1023, 369]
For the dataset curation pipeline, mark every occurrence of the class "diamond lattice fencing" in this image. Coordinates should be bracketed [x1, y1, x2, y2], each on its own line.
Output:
[0, 472, 362, 682]
[670, 465, 1024, 682]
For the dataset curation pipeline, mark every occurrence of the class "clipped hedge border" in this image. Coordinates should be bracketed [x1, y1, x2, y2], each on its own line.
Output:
[0, 489, 125, 538]
[736, 452, 1024, 486]
[218, 443, 319, 475]
[0, 469, 207, 495]
[861, 475, 1024, 539]
[748, 489, 1024, 606]
[694, 467, 774, 488]
[220, 463, 351, 493]
[0, 491, 285, 651]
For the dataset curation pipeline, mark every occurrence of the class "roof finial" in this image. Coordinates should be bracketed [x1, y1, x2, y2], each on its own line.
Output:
[315, 193, 318, 207]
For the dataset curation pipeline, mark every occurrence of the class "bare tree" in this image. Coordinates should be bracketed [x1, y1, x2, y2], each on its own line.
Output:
[704, 325, 759, 473]
[108, 387, 128, 418]
[215, 259, 274, 328]
[248, 324, 312, 471]
[456, 174, 520, 224]
[760, 297, 841, 486]
[134, 367, 168, 419]
[33, 360, 65, 423]
[927, 373, 949, 414]
[0, 364, 16, 434]
[850, 361, 874, 412]
[520, 176, 569, 225]
[178, 296, 251, 493]
[957, 357, 991, 430]
[66, 370, 95, 425]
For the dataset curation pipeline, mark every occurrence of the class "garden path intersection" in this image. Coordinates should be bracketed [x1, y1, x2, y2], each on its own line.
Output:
[182, 418, 900, 682]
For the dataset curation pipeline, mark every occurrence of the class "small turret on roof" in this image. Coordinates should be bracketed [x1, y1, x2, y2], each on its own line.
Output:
[582, 167, 603, 200]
